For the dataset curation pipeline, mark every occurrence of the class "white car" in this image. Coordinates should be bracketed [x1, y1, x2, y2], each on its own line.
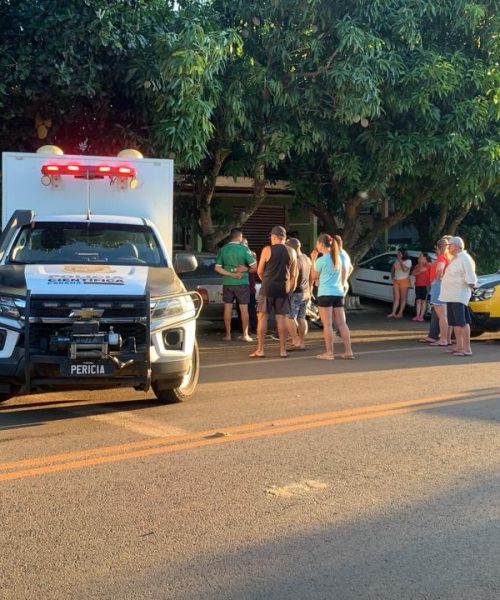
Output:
[350, 251, 436, 307]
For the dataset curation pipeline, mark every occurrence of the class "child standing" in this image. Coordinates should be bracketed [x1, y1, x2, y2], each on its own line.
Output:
[412, 252, 431, 322]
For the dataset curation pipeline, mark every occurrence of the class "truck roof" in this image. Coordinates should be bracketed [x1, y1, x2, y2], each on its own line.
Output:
[31, 214, 151, 226]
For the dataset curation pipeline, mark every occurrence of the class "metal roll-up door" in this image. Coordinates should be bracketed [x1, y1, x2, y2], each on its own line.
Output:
[233, 205, 286, 256]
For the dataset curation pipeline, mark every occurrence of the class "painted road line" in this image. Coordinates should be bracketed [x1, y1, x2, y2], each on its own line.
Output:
[1, 389, 497, 482]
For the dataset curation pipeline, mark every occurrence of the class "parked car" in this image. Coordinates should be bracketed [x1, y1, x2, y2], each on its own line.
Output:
[350, 250, 436, 307]
[469, 269, 500, 337]
[176, 252, 228, 322]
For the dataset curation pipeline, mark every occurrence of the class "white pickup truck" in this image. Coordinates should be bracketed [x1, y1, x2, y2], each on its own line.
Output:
[0, 148, 201, 404]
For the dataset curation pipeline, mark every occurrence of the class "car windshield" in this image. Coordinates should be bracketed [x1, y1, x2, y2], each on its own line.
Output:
[8, 222, 166, 266]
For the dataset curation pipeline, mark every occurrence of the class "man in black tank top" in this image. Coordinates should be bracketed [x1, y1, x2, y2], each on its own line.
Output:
[249, 226, 297, 358]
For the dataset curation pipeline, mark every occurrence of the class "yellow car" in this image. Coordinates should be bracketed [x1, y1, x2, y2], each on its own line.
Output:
[469, 270, 500, 337]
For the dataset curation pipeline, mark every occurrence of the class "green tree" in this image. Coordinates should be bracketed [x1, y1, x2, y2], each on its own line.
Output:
[0, 0, 174, 154]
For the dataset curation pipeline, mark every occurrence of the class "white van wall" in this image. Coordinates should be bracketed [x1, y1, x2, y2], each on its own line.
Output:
[1, 153, 174, 256]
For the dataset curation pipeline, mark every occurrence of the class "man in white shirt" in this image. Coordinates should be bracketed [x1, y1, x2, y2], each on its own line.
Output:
[439, 236, 477, 356]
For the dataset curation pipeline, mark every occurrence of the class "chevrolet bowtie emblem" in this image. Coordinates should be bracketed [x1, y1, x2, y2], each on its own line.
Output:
[69, 308, 105, 319]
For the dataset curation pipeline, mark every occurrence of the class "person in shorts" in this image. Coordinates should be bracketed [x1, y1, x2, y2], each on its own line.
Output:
[249, 226, 297, 358]
[285, 237, 312, 350]
[411, 252, 431, 322]
[311, 234, 353, 360]
[387, 248, 412, 318]
[439, 236, 477, 356]
[215, 228, 257, 342]
[428, 238, 452, 346]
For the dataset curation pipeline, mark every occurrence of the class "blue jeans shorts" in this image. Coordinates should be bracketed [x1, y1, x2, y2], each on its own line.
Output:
[430, 279, 445, 305]
[288, 293, 308, 319]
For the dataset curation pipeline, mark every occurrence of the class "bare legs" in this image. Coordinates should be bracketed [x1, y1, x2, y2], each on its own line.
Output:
[223, 303, 233, 340]
[388, 285, 409, 318]
[287, 316, 307, 348]
[275, 315, 288, 356]
[433, 304, 451, 345]
[250, 312, 288, 357]
[334, 307, 353, 357]
[317, 306, 353, 359]
[454, 324, 472, 354]
[317, 306, 334, 359]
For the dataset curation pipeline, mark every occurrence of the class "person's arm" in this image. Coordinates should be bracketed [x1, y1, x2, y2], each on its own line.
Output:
[214, 264, 242, 279]
[435, 260, 446, 279]
[288, 252, 298, 293]
[463, 255, 478, 288]
[311, 255, 321, 284]
[257, 246, 271, 280]
[399, 259, 411, 273]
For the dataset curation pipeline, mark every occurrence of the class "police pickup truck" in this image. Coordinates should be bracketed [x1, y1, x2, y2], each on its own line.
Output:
[0, 148, 201, 404]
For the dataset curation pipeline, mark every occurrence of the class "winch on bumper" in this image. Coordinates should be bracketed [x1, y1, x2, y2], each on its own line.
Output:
[23, 292, 153, 392]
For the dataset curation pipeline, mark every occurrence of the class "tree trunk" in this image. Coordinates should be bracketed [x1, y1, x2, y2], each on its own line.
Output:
[432, 204, 449, 240]
[213, 157, 268, 245]
[446, 202, 472, 236]
[312, 206, 340, 235]
[342, 194, 366, 250]
[350, 194, 428, 263]
[195, 149, 230, 251]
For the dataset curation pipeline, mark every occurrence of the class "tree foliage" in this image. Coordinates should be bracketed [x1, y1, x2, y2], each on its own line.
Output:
[1, 0, 499, 260]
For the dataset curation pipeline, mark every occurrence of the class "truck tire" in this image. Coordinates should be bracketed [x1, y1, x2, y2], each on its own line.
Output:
[153, 341, 200, 403]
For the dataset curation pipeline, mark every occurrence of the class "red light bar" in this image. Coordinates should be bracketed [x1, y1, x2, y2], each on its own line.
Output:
[41, 164, 136, 178]
[42, 165, 60, 173]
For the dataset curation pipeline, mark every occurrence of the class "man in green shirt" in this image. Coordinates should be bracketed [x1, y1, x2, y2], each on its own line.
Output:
[215, 228, 257, 341]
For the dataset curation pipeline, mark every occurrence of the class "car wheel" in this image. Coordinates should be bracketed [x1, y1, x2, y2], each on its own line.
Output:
[152, 341, 200, 403]
[470, 330, 485, 338]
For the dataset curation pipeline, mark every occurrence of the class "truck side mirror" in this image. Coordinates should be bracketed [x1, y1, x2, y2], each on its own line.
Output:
[174, 252, 198, 274]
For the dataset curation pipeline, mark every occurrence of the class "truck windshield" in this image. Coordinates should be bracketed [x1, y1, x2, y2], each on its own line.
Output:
[8, 222, 166, 266]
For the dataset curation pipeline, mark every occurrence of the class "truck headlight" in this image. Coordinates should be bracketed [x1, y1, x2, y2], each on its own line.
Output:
[150, 297, 187, 320]
[0, 296, 24, 319]
[471, 287, 495, 302]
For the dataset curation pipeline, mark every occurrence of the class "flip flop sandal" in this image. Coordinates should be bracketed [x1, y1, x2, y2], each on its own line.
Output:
[249, 352, 265, 358]
[340, 354, 355, 360]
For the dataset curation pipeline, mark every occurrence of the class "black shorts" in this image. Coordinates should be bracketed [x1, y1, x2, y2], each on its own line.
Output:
[223, 285, 250, 305]
[447, 302, 471, 327]
[256, 294, 290, 316]
[317, 295, 344, 308]
[415, 286, 428, 301]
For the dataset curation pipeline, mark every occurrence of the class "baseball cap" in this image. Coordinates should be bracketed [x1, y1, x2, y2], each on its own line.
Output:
[271, 225, 286, 238]
[448, 236, 465, 248]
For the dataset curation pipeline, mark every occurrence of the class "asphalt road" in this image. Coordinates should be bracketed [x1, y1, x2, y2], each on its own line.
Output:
[1, 303, 499, 600]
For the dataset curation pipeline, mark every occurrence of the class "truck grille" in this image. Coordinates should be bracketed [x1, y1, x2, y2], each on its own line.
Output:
[27, 295, 148, 353]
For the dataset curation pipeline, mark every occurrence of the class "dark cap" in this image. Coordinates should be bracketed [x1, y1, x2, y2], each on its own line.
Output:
[271, 225, 286, 239]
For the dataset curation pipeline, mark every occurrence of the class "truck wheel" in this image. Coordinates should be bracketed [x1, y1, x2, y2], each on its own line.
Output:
[153, 341, 200, 403]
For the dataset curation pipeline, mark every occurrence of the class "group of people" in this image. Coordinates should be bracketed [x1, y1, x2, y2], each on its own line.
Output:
[215, 227, 478, 360]
[415, 236, 478, 356]
[215, 226, 354, 360]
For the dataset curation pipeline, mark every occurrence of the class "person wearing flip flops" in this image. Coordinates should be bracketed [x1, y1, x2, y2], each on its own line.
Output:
[285, 237, 312, 351]
[428, 238, 452, 347]
[249, 226, 297, 359]
[311, 234, 354, 361]
[439, 236, 477, 356]
[215, 228, 257, 343]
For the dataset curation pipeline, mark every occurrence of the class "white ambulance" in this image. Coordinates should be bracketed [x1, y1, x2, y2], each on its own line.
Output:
[0, 147, 201, 404]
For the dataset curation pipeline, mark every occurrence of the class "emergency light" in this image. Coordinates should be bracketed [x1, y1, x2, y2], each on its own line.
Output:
[41, 164, 136, 178]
